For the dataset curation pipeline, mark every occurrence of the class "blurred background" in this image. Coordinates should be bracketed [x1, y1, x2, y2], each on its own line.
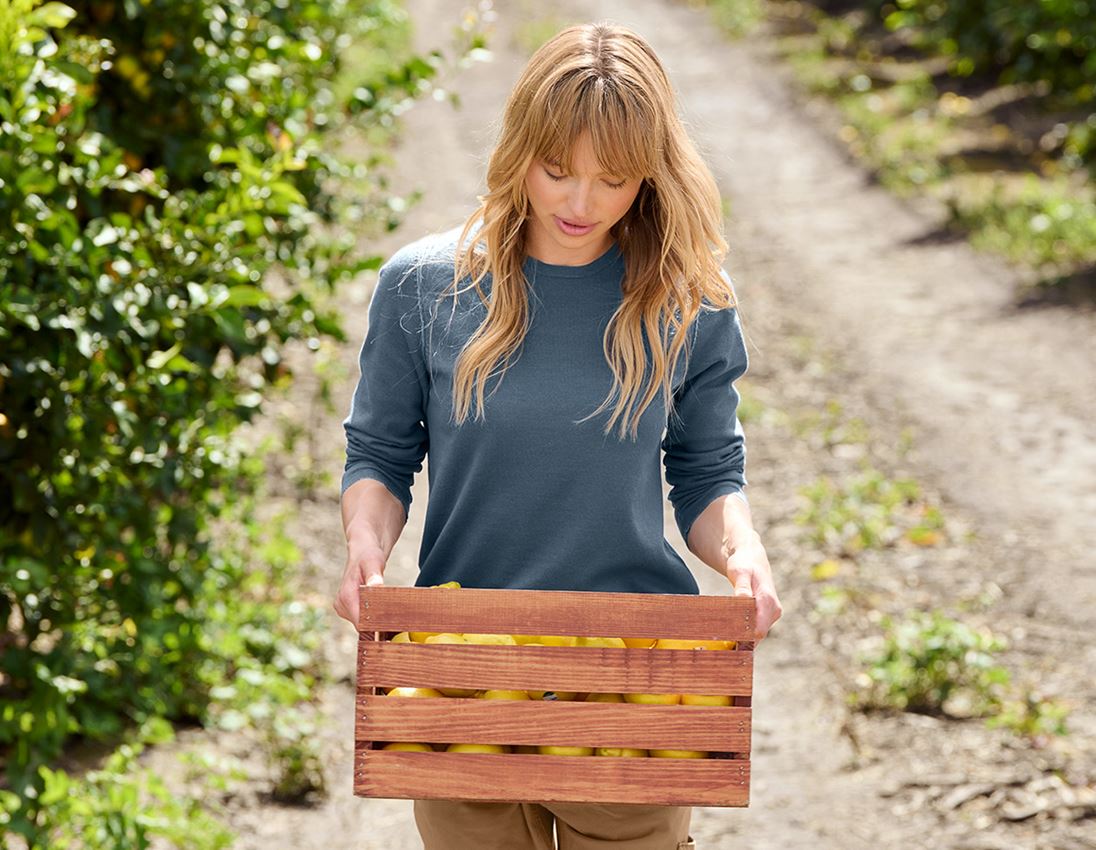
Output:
[1, 0, 1093, 848]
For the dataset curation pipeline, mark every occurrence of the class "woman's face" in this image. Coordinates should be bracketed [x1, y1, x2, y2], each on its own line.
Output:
[523, 131, 643, 267]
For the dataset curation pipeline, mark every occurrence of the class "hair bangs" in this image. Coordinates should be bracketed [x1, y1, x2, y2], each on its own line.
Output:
[532, 74, 656, 181]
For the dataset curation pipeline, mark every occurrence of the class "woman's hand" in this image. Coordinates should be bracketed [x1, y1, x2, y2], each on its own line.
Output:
[722, 531, 782, 641]
[333, 541, 387, 628]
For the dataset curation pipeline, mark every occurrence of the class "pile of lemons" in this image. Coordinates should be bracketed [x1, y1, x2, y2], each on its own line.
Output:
[375, 582, 736, 758]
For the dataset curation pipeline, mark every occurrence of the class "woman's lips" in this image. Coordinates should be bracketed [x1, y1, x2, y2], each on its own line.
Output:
[554, 215, 595, 236]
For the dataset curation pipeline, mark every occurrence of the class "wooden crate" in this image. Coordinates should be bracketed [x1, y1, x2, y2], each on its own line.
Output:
[354, 585, 755, 807]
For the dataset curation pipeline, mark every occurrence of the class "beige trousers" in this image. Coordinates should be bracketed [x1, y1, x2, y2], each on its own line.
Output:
[413, 799, 694, 849]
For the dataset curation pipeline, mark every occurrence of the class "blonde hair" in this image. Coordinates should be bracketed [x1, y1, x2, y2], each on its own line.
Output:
[447, 21, 736, 440]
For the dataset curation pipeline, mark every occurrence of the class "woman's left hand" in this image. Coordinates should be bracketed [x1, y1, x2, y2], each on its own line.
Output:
[723, 531, 782, 641]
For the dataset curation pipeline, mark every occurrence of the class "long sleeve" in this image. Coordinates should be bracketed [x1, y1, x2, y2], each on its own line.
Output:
[661, 291, 749, 544]
[341, 249, 430, 518]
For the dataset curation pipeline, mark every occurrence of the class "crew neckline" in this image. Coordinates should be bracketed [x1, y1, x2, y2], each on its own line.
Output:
[522, 240, 623, 280]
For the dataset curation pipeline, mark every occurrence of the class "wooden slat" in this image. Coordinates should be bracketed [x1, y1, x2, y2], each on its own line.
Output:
[356, 695, 751, 752]
[358, 586, 755, 641]
[358, 642, 753, 695]
[354, 748, 750, 807]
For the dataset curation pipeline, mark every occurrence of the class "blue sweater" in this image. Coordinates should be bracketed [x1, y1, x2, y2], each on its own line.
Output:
[341, 226, 749, 594]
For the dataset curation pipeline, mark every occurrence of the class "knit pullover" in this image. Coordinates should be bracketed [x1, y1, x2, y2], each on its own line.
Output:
[341, 226, 749, 594]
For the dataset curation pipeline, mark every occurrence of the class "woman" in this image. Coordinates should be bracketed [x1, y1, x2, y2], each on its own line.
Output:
[334, 20, 782, 850]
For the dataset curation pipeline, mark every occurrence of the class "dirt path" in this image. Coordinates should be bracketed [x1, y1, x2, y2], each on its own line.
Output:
[186, 2, 1095, 848]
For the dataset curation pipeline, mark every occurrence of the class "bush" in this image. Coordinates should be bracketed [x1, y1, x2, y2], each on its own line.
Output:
[0, 0, 474, 843]
[862, 0, 1096, 167]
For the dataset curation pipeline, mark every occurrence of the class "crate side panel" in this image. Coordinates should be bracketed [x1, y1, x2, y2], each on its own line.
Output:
[357, 696, 751, 752]
[359, 586, 755, 642]
[354, 748, 750, 807]
[359, 643, 753, 695]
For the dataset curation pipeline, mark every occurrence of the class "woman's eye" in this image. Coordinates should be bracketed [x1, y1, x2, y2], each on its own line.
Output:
[543, 165, 626, 188]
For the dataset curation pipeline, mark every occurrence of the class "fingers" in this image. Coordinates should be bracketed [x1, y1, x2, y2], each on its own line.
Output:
[333, 578, 360, 626]
[334, 550, 386, 627]
[753, 595, 783, 641]
[731, 571, 753, 597]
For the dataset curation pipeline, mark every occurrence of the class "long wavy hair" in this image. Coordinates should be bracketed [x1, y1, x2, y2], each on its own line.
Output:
[447, 21, 736, 440]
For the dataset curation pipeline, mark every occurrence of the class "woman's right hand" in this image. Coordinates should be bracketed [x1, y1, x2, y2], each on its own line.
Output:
[334, 542, 387, 628]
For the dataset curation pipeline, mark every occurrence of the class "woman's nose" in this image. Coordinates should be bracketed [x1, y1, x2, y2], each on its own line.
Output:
[569, 182, 593, 216]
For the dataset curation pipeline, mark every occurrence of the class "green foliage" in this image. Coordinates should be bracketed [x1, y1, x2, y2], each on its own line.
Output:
[854, 0, 1096, 169]
[986, 688, 1071, 741]
[198, 501, 328, 798]
[0, 719, 235, 850]
[0, 0, 470, 843]
[730, 3, 1095, 281]
[855, 610, 1010, 715]
[876, 0, 1094, 95]
[945, 173, 1096, 271]
[57, 0, 437, 185]
[796, 466, 945, 555]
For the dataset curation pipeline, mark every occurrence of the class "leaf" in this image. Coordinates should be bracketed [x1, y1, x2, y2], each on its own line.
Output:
[147, 343, 182, 369]
[30, 3, 77, 29]
[221, 286, 268, 307]
[51, 59, 93, 84]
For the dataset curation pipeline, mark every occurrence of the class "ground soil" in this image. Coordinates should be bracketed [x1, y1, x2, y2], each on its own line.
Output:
[142, 1, 1096, 848]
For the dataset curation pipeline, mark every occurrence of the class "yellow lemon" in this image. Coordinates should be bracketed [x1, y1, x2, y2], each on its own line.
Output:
[623, 692, 681, 705]
[430, 581, 462, 589]
[446, 743, 509, 754]
[650, 749, 708, 758]
[537, 745, 594, 756]
[595, 747, 647, 757]
[463, 633, 519, 645]
[576, 636, 627, 648]
[423, 633, 468, 644]
[477, 689, 530, 700]
[654, 638, 734, 650]
[389, 632, 412, 643]
[385, 687, 444, 698]
[511, 634, 542, 645]
[621, 637, 658, 648]
[537, 635, 578, 647]
[409, 631, 441, 643]
[681, 694, 732, 706]
[584, 692, 625, 703]
[381, 742, 433, 752]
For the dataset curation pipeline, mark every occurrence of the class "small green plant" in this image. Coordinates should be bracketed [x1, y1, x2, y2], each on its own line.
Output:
[855, 610, 1010, 716]
[986, 688, 1071, 742]
[265, 705, 327, 802]
[796, 466, 941, 555]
